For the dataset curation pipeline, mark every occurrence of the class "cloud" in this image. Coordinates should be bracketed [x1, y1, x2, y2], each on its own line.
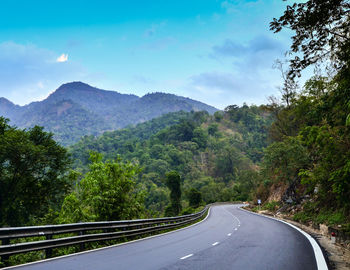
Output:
[186, 70, 280, 109]
[212, 35, 283, 58]
[180, 35, 289, 109]
[0, 41, 86, 105]
[139, 36, 176, 51]
[132, 75, 155, 84]
[144, 21, 167, 37]
[189, 72, 238, 93]
[56, 53, 68, 62]
[212, 39, 245, 57]
[221, 0, 260, 13]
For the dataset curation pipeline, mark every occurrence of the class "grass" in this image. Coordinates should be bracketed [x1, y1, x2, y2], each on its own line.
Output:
[292, 201, 348, 229]
[262, 201, 280, 212]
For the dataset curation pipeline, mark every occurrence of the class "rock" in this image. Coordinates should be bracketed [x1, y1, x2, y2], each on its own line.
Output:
[282, 178, 301, 204]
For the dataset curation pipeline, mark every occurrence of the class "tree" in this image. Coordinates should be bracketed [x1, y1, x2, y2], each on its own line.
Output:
[208, 123, 219, 136]
[0, 118, 71, 226]
[262, 136, 309, 184]
[270, 0, 350, 78]
[164, 171, 182, 216]
[273, 60, 298, 107]
[188, 188, 202, 208]
[59, 152, 144, 223]
[192, 127, 208, 149]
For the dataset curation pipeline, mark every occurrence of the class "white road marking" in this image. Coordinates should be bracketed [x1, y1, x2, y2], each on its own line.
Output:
[180, 254, 193, 260]
[223, 207, 241, 226]
[212, 242, 219, 246]
[7, 208, 214, 270]
[239, 208, 328, 270]
[228, 233, 232, 236]
[234, 228, 238, 231]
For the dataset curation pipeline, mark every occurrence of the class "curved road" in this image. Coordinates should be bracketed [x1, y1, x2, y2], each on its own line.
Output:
[12, 204, 321, 270]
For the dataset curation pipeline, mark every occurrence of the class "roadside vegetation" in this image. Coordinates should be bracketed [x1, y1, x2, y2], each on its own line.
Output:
[253, 0, 350, 233]
[1, 0, 350, 266]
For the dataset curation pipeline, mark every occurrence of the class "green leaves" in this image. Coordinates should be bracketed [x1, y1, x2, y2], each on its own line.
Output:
[0, 117, 71, 226]
[346, 101, 350, 126]
[270, 0, 350, 78]
[262, 136, 309, 184]
[59, 153, 144, 223]
[165, 171, 182, 216]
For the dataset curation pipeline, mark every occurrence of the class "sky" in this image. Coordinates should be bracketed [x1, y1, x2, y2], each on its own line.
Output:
[0, 0, 299, 109]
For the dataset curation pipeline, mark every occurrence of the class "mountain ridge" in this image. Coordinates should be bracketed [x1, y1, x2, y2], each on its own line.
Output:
[0, 82, 218, 145]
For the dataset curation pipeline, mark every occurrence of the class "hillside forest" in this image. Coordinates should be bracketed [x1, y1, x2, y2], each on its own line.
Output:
[0, 106, 273, 226]
[1, 0, 350, 240]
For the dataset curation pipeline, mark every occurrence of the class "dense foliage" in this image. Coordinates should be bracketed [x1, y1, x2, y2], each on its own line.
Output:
[257, 0, 350, 226]
[270, 0, 350, 78]
[70, 108, 273, 215]
[0, 118, 71, 226]
[164, 171, 182, 216]
[59, 152, 144, 223]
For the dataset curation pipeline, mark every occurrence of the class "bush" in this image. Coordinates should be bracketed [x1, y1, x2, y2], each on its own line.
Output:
[315, 210, 346, 226]
[181, 207, 195, 215]
[263, 201, 280, 212]
[293, 212, 312, 224]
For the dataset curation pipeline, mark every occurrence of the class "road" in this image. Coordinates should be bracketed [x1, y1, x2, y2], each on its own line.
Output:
[12, 204, 322, 270]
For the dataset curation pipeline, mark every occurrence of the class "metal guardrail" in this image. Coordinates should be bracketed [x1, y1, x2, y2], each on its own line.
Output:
[0, 206, 209, 266]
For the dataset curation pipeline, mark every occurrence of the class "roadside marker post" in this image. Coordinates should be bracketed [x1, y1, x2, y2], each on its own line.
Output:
[331, 232, 336, 244]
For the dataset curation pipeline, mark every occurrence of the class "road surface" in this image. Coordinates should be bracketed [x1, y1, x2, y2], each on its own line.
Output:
[12, 204, 321, 270]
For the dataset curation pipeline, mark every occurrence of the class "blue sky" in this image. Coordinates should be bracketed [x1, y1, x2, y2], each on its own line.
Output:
[0, 0, 297, 109]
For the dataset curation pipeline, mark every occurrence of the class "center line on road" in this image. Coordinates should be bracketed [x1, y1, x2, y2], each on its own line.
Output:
[234, 228, 238, 231]
[228, 233, 232, 236]
[212, 242, 219, 246]
[180, 254, 193, 260]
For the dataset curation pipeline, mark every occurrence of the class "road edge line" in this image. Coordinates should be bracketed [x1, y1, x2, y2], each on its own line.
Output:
[3, 207, 212, 269]
[239, 208, 328, 270]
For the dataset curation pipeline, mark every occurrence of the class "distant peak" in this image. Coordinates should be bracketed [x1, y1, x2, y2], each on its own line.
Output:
[142, 92, 177, 98]
[0, 97, 14, 105]
[57, 81, 95, 90]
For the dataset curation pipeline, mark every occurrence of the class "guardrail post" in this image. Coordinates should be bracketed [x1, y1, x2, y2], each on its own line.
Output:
[79, 231, 85, 251]
[45, 235, 52, 258]
[1, 238, 10, 266]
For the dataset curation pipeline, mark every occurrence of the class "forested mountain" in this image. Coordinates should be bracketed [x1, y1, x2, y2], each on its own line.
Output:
[0, 82, 217, 145]
[69, 106, 273, 214]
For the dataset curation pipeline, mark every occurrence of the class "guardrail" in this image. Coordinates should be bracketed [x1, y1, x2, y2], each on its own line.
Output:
[0, 206, 209, 267]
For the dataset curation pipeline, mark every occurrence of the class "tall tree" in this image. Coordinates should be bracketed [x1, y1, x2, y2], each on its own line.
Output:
[0, 118, 71, 226]
[164, 171, 182, 216]
[270, 0, 350, 78]
[188, 188, 202, 208]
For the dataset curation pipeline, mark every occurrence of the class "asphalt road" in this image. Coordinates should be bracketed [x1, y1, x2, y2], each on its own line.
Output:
[13, 204, 320, 270]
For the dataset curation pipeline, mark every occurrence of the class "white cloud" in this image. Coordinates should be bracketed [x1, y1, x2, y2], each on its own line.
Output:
[0, 42, 86, 105]
[178, 35, 289, 109]
[37, 81, 44, 89]
[56, 53, 68, 62]
[185, 70, 281, 109]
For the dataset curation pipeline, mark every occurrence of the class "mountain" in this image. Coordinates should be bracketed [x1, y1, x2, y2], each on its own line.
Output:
[0, 82, 218, 145]
[0, 97, 20, 122]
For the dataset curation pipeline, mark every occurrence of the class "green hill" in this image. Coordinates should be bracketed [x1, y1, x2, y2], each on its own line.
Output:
[69, 106, 273, 213]
[0, 82, 217, 145]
